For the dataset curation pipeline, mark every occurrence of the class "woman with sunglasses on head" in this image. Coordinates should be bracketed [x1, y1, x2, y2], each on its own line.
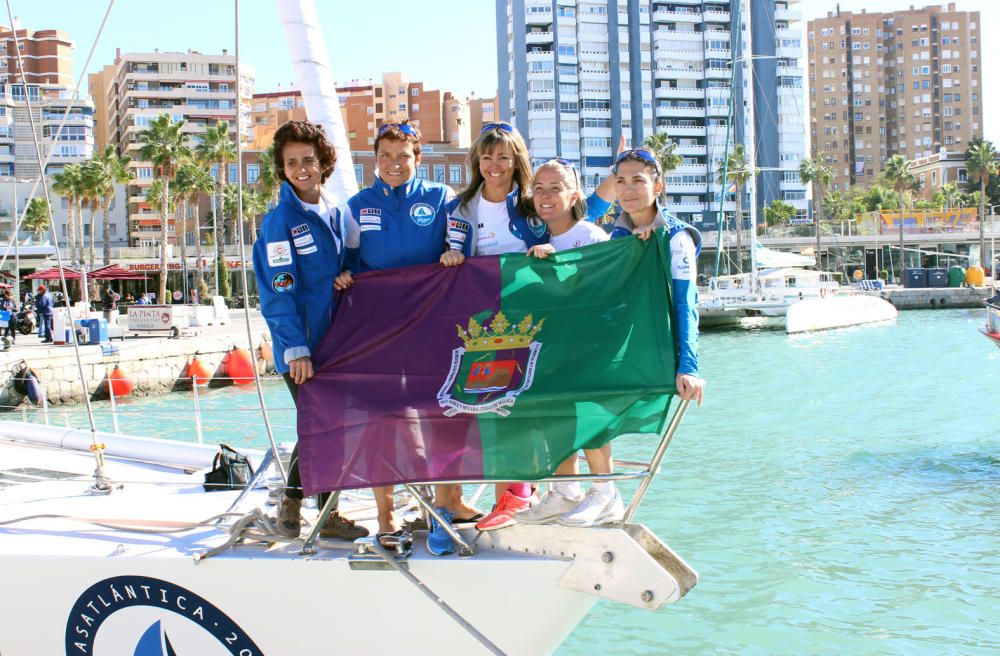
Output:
[444, 124, 617, 534]
[336, 119, 472, 553]
[511, 158, 624, 528]
[610, 147, 705, 406]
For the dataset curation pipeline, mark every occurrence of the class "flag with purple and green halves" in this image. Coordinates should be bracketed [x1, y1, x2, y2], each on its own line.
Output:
[297, 230, 678, 494]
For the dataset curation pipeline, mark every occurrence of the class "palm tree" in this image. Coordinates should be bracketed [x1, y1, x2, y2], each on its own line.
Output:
[799, 154, 833, 270]
[52, 163, 84, 264]
[244, 187, 267, 241]
[966, 139, 999, 268]
[79, 162, 103, 269]
[257, 144, 280, 208]
[883, 154, 917, 278]
[138, 114, 192, 303]
[718, 144, 751, 270]
[642, 132, 684, 178]
[195, 121, 237, 296]
[823, 190, 851, 224]
[87, 145, 131, 265]
[937, 182, 962, 213]
[173, 163, 214, 292]
[23, 197, 50, 239]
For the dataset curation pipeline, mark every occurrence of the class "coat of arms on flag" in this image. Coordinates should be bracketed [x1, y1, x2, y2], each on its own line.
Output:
[437, 311, 544, 417]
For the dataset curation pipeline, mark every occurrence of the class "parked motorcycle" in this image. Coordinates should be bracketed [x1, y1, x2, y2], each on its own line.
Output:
[16, 300, 35, 335]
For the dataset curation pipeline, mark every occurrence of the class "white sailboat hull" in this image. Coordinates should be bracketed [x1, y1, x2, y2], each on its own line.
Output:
[0, 428, 695, 656]
[785, 295, 898, 334]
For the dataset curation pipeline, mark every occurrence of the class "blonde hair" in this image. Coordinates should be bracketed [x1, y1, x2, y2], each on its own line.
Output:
[459, 125, 533, 214]
[531, 159, 587, 221]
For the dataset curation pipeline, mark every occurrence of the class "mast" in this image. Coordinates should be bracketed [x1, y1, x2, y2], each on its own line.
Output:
[742, 0, 759, 292]
[276, 0, 359, 203]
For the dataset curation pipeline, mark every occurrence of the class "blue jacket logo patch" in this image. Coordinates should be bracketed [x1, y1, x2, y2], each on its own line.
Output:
[410, 203, 435, 227]
[272, 272, 295, 293]
[527, 216, 547, 238]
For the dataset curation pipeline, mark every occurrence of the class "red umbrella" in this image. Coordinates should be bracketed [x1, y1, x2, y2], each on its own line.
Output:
[89, 264, 147, 280]
[25, 266, 83, 281]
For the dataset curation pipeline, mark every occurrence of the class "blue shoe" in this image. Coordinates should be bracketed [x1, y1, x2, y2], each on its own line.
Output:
[427, 507, 455, 556]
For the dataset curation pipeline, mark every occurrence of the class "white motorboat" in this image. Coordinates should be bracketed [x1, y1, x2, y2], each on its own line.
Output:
[700, 268, 842, 328]
[980, 296, 1000, 348]
[785, 294, 899, 334]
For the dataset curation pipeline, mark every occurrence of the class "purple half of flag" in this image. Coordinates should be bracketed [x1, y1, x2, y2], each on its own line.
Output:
[296, 258, 501, 494]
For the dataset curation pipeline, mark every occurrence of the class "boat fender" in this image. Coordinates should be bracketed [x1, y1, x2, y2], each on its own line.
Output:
[223, 348, 255, 385]
[13, 365, 44, 405]
[185, 356, 212, 387]
[107, 366, 134, 397]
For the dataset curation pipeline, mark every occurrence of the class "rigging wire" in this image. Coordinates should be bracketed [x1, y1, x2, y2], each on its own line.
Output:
[3, 0, 118, 493]
[231, 0, 287, 484]
[0, 1, 117, 275]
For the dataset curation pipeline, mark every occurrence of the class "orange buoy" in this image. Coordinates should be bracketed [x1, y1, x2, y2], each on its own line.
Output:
[224, 348, 255, 385]
[185, 356, 212, 387]
[107, 366, 134, 397]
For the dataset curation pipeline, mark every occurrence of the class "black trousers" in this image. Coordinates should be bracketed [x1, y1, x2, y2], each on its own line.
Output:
[282, 373, 334, 509]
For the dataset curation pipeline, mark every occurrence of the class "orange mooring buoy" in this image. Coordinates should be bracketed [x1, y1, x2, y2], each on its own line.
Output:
[107, 366, 134, 397]
[185, 356, 211, 387]
[224, 348, 255, 385]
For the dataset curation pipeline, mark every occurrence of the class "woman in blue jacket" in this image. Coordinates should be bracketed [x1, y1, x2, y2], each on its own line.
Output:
[253, 120, 367, 542]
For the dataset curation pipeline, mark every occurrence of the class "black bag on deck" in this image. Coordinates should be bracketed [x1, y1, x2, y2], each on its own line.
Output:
[203, 444, 254, 491]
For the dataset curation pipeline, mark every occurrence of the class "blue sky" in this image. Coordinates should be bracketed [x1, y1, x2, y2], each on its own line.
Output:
[9, 0, 998, 140]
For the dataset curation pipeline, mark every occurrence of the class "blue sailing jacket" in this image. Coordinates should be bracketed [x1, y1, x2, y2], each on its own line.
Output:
[253, 182, 345, 374]
[343, 175, 458, 271]
[611, 202, 702, 376]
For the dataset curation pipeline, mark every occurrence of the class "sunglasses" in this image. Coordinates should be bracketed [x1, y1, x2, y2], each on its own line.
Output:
[614, 149, 661, 171]
[480, 121, 515, 135]
[546, 158, 581, 189]
[376, 122, 419, 138]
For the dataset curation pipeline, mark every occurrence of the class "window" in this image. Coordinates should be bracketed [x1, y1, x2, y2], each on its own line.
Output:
[228, 164, 238, 182]
[433, 164, 445, 183]
[416, 165, 428, 180]
[353, 164, 363, 185]
[411, 88, 420, 96]
[246, 163, 259, 184]
[412, 103, 419, 112]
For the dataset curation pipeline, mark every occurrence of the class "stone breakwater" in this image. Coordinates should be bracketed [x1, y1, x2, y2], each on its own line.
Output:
[0, 322, 275, 409]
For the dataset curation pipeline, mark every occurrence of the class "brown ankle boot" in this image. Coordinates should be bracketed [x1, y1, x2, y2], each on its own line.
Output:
[320, 511, 370, 540]
[275, 496, 302, 537]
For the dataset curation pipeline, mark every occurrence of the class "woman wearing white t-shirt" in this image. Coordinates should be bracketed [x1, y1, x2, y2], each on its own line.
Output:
[443, 123, 618, 533]
[518, 159, 623, 528]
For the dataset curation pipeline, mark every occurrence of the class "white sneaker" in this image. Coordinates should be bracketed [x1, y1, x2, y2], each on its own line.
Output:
[556, 488, 625, 527]
[516, 491, 584, 525]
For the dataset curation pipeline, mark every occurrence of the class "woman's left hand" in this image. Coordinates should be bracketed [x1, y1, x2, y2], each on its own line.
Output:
[676, 374, 705, 406]
[527, 244, 556, 259]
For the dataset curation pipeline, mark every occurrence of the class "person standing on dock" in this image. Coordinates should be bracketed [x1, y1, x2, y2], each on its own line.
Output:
[253, 120, 368, 542]
[0, 289, 16, 345]
[36, 285, 53, 343]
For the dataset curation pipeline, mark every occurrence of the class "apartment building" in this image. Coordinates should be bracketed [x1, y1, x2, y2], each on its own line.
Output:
[351, 143, 471, 192]
[0, 25, 73, 87]
[249, 88, 305, 150]
[89, 49, 254, 247]
[0, 26, 94, 179]
[807, 3, 983, 192]
[469, 94, 500, 137]
[497, 0, 809, 230]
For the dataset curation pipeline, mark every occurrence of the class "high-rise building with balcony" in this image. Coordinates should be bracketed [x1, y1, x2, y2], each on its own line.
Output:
[0, 25, 94, 178]
[89, 49, 254, 247]
[497, 0, 809, 229]
[807, 3, 983, 192]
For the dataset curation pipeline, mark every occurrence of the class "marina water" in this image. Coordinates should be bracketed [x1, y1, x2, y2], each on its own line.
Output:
[26, 309, 997, 655]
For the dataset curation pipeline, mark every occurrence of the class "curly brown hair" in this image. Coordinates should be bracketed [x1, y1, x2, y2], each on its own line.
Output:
[272, 120, 337, 184]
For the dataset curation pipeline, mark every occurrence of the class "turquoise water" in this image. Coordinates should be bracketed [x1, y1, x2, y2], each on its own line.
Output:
[25, 309, 998, 655]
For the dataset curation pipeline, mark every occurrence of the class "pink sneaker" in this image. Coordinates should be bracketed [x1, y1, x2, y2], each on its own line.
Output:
[475, 490, 536, 531]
